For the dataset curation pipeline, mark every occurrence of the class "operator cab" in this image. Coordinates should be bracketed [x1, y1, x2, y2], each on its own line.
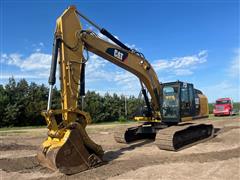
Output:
[161, 81, 201, 124]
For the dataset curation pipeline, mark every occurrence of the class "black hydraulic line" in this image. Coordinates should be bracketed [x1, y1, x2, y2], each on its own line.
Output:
[79, 63, 85, 96]
[75, 10, 131, 51]
[141, 88, 152, 117]
[75, 10, 102, 31]
[48, 37, 61, 85]
[153, 88, 160, 110]
[140, 81, 152, 117]
[100, 28, 131, 51]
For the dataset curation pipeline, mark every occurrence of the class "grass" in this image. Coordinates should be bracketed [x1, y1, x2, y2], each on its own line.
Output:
[0, 121, 135, 132]
[1, 115, 239, 133]
[208, 113, 240, 120]
[90, 120, 136, 125]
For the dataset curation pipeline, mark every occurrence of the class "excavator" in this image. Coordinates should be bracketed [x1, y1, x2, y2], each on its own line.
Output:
[37, 6, 214, 175]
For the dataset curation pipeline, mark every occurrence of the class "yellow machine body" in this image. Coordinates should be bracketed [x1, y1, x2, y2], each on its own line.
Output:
[37, 7, 104, 175]
[37, 6, 212, 175]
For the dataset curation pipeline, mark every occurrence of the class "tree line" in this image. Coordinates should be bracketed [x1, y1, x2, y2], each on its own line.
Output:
[0, 77, 143, 127]
[1, 77, 239, 127]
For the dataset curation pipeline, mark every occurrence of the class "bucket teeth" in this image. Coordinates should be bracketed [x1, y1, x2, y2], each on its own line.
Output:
[88, 154, 103, 167]
[37, 123, 103, 175]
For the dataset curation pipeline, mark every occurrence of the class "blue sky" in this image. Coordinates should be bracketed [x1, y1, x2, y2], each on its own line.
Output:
[0, 0, 239, 102]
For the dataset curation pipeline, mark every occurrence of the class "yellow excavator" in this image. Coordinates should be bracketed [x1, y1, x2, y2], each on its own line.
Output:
[37, 6, 214, 175]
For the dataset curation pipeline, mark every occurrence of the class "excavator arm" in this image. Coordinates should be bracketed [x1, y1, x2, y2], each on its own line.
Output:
[49, 6, 162, 119]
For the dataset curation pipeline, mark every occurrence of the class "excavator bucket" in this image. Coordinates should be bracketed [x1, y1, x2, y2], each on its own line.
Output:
[37, 117, 104, 175]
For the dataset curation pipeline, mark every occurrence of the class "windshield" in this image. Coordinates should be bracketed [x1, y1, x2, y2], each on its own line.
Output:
[162, 86, 179, 119]
[216, 100, 230, 105]
[163, 87, 178, 105]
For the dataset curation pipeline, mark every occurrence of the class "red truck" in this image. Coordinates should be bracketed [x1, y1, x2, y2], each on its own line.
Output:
[213, 98, 233, 116]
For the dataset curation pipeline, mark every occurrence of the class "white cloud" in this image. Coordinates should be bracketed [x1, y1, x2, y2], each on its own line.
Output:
[153, 50, 207, 76]
[0, 74, 43, 79]
[1, 52, 51, 71]
[39, 42, 44, 47]
[0, 52, 51, 82]
[85, 53, 113, 82]
[175, 69, 193, 76]
[1, 53, 22, 66]
[113, 71, 140, 90]
[87, 54, 108, 70]
[31, 42, 45, 52]
[1, 53, 7, 60]
[85, 53, 140, 95]
[0, 48, 208, 97]
[35, 48, 41, 52]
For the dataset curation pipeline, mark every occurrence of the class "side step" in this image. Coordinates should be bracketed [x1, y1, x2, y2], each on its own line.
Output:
[155, 123, 214, 151]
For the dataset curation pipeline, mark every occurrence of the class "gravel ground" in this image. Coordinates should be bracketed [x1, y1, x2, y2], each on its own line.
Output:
[0, 116, 239, 180]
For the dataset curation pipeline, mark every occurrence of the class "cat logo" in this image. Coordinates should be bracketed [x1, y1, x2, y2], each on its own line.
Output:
[114, 49, 124, 60]
[106, 48, 128, 61]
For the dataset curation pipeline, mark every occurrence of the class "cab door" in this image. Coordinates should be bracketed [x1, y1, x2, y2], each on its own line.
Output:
[161, 83, 180, 123]
[180, 83, 195, 117]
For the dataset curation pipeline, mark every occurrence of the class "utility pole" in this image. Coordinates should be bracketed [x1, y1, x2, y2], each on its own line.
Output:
[125, 95, 127, 118]
[81, 96, 84, 111]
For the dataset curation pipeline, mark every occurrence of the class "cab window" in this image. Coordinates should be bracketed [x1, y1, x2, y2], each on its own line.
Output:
[162, 86, 179, 119]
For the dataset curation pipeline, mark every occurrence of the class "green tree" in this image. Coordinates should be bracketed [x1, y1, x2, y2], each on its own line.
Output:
[15, 79, 29, 126]
[5, 77, 17, 103]
[0, 77, 146, 127]
[82, 91, 105, 123]
[0, 85, 8, 127]
[26, 83, 48, 126]
[3, 103, 20, 127]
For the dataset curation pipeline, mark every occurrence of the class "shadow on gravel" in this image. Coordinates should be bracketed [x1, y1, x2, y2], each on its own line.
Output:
[0, 143, 37, 151]
[0, 156, 39, 172]
[103, 125, 240, 162]
[214, 128, 221, 136]
[103, 140, 153, 161]
[103, 127, 227, 162]
[0, 155, 53, 174]
[217, 126, 240, 134]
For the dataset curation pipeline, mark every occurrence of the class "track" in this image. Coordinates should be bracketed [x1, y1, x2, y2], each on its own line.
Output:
[114, 127, 140, 143]
[114, 123, 214, 151]
[155, 123, 214, 151]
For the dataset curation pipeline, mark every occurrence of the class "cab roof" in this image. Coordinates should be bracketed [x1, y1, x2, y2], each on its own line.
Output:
[216, 98, 231, 101]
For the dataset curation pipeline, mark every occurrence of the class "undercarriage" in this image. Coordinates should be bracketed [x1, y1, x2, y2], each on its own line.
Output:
[114, 122, 214, 151]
